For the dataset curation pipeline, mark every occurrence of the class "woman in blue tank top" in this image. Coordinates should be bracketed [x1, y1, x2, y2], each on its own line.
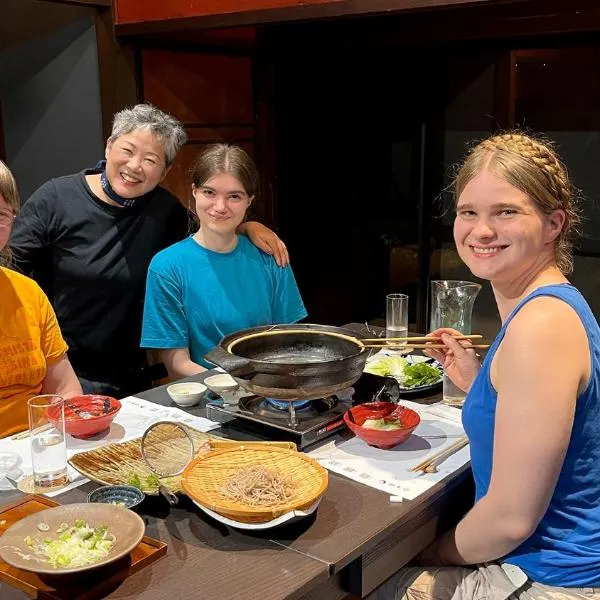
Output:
[377, 133, 600, 600]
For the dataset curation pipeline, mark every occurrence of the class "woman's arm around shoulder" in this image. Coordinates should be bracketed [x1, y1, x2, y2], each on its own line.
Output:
[238, 221, 289, 267]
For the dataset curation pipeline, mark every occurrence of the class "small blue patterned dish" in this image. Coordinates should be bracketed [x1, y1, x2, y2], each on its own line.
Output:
[87, 485, 145, 510]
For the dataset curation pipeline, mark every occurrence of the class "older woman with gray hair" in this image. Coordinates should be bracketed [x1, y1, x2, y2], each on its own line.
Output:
[11, 104, 287, 397]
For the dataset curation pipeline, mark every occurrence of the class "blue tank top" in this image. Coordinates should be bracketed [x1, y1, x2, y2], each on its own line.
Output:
[463, 284, 600, 587]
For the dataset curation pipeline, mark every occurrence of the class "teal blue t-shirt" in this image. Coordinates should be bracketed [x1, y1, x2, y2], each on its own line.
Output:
[141, 235, 307, 367]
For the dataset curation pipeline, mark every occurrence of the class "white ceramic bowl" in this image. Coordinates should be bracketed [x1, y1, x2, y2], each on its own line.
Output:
[204, 373, 239, 394]
[166, 382, 207, 407]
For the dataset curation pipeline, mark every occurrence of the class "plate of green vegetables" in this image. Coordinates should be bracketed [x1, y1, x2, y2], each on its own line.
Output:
[364, 352, 443, 395]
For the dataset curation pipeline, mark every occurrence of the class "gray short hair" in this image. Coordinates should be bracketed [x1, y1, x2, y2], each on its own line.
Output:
[110, 104, 187, 166]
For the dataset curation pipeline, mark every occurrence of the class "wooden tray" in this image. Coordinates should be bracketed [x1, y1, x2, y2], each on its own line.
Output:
[0, 495, 166, 600]
[69, 430, 297, 495]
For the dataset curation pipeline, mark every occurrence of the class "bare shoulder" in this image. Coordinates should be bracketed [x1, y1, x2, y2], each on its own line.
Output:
[507, 295, 586, 344]
[497, 295, 589, 384]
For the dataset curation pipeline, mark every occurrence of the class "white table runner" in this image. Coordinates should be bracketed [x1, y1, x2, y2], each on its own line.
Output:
[0, 396, 220, 496]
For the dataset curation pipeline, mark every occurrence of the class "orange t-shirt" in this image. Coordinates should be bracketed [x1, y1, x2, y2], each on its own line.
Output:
[0, 267, 68, 438]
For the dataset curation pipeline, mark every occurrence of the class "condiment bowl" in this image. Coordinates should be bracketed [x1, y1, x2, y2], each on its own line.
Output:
[204, 373, 239, 394]
[87, 485, 145, 510]
[343, 401, 420, 449]
[167, 382, 207, 407]
[50, 395, 121, 439]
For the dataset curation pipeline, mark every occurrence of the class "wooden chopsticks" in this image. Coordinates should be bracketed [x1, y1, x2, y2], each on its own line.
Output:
[361, 334, 489, 349]
[361, 334, 482, 343]
[409, 435, 469, 473]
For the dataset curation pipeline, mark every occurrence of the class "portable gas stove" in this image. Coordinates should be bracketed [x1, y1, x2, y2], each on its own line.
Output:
[205, 372, 400, 449]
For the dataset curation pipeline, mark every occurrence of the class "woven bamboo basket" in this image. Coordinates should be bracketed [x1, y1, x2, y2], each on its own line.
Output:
[182, 446, 328, 523]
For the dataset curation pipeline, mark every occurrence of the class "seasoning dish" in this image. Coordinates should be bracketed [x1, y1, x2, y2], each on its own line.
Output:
[344, 402, 420, 449]
[87, 485, 145, 510]
[166, 383, 207, 407]
[204, 373, 239, 394]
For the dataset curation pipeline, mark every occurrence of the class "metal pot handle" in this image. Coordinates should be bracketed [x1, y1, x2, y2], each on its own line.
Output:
[203, 346, 256, 377]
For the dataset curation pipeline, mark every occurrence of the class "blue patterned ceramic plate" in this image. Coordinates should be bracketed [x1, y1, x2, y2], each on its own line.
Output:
[87, 485, 145, 510]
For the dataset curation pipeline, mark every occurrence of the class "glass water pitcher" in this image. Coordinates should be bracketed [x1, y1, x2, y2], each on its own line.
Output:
[429, 280, 482, 406]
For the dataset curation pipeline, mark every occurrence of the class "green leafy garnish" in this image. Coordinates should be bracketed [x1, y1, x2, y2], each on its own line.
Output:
[364, 356, 407, 379]
[402, 363, 442, 387]
[22, 521, 115, 568]
[127, 472, 160, 491]
[146, 473, 159, 488]
[127, 473, 142, 489]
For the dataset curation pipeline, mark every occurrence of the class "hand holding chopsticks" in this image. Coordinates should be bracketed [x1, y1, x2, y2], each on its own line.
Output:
[409, 435, 469, 474]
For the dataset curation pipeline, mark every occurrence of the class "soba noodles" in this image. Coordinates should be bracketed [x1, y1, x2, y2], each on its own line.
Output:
[221, 466, 297, 507]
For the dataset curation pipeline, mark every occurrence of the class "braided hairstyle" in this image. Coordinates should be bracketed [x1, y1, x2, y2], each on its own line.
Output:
[455, 132, 581, 274]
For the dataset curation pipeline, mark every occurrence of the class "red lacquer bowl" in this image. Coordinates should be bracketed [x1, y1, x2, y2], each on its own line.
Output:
[343, 402, 420, 449]
[50, 395, 121, 439]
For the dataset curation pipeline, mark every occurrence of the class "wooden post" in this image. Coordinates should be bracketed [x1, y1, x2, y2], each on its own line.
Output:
[94, 7, 140, 141]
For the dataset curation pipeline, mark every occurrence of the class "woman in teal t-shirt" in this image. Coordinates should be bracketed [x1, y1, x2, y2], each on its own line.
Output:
[371, 132, 600, 600]
[141, 144, 307, 379]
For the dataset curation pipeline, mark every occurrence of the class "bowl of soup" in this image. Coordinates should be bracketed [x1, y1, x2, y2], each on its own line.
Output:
[343, 402, 420, 449]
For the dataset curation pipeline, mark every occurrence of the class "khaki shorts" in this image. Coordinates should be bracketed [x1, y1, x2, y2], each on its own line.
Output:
[367, 563, 600, 600]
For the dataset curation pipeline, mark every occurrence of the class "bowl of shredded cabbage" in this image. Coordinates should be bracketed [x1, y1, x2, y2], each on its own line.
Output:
[0, 503, 145, 574]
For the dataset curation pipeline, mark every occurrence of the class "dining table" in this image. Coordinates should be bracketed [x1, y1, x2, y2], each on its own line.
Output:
[0, 325, 474, 600]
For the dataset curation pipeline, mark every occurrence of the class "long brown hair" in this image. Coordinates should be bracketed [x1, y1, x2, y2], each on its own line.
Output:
[190, 144, 260, 199]
[0, 161, 20, 268]
[455, 132, 581, 273]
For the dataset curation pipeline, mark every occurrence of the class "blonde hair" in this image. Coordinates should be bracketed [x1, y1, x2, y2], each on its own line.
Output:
[0, 161, 20, 268]
[455, 132, 581, 274]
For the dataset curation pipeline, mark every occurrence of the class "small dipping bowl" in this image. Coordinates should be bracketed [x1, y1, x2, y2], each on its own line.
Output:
[87, 485, 145, 510]
[204, 373, 239, 394]
[167, 382, 207, 407]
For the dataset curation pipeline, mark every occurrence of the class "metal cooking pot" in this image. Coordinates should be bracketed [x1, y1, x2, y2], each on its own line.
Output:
[203, 324, 369, 400]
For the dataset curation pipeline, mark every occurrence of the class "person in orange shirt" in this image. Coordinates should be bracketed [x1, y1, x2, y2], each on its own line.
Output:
[0, 161, 81, 438]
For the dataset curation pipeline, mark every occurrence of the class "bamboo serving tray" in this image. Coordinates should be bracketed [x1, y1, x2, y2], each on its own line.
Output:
[0, 495, 167, 600]
[182, 446, 328, 523]
[69, 428, 297, 495]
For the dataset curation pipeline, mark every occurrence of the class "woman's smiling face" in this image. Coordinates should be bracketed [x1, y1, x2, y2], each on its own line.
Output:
[104, 129, 167, 198]
[192, 172, 252, 235]
[454, 169, 564, 285]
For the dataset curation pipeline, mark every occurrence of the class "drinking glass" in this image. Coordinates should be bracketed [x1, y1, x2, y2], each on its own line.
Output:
[386, 293, 409, 340]
[429, 281, 481, 406]
[28, 395, 68, 491]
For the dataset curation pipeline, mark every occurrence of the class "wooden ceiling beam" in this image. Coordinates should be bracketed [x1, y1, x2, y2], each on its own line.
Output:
[36, 0, 111, 8]
[113, 0, 523, 34]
